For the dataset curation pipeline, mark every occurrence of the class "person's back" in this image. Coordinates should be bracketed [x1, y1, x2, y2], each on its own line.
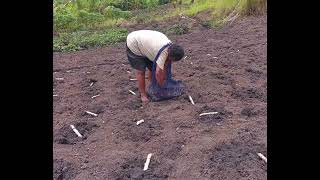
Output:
[127, 30, 171, 69]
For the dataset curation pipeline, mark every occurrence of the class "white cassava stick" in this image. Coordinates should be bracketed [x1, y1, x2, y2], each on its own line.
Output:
[127, 71, 131, 73]
[85, 111, 98, 117]
[129, 90, 136, 95]
[188, 95, 195, 105]
[136, 119, 144, 125]
[183, 56, 188, 60]
[70, 125, 83, 138]
[130, 78, 137, 81]
[199, 112, 219, 116]
[55, 78, 64, 80]
[90, 82, 94, 87]
[143, 153, 153, 171]
[257, 153, 267, 163]
[91, 94, 100, 99]
[53, 94, 58, 97]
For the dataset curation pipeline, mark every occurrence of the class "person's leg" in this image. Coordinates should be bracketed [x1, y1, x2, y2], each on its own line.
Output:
[136, 70, 149, 102]
[127, 47, 150, 102]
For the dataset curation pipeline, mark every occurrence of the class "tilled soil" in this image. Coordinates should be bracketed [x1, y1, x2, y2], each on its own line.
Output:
[53, 15, 267, 180]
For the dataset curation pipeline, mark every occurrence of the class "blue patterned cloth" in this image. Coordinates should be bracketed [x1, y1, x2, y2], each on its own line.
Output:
[147, 43, 184, 101]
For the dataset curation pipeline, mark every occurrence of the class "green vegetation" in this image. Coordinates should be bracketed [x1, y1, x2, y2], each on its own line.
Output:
[53, 28, 128, 52]
[53, 0, 266, 52]
[211, 0, 266, 26]
[183, 0, 215, 16]
[164, 23, 189, 35]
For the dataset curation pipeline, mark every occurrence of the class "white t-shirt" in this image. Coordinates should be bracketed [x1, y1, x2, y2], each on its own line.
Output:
[126, 30, 172, 70]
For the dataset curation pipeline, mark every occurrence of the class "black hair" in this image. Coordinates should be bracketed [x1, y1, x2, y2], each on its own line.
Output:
[168, 44, 184, 61]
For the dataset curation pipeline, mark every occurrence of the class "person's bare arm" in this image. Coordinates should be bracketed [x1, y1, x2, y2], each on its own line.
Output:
[156, 59, 171, 86]
[156, 64, 165, 86]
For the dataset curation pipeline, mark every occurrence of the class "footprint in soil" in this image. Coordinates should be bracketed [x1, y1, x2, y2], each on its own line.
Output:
[201, 136, 267, 179]
[54, 122, 99, 144]
[53, 159, 77, 180]
[198, 105, 233, 124]
[231, 87, 267, 102]
[112, 156, 172, 180]
[116, 120, 162, 143]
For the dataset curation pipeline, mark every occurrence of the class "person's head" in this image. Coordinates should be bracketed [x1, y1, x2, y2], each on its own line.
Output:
[168, 44, 184, 62]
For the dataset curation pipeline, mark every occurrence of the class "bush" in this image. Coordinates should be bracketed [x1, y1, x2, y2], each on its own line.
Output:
[53, 1, 78, 31]
[54, 13, 77, 31]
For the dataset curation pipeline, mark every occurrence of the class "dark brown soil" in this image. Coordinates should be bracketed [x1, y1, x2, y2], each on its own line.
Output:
[54, 159, 78, 180]
[53, 15, 267, 180]
[54, 121, 99, 145]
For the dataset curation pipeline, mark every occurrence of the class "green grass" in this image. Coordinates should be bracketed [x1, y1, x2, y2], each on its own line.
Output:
[183, 0, 215, 16]
[53, 0, 266, 52]
[53, 28, 128, 52]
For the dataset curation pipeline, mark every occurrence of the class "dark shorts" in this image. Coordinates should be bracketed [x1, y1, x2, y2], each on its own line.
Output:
[126, 45, 153, 71]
